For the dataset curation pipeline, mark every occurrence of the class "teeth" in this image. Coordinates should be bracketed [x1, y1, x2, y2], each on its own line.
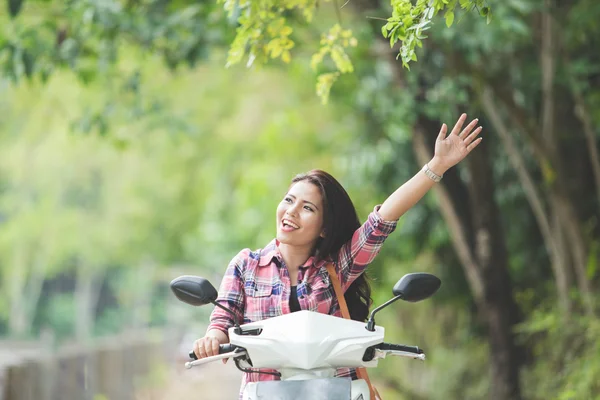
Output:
[283, 219, 299, 229]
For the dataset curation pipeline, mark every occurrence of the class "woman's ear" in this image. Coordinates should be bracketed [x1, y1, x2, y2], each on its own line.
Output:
[320, 229, 326, 238]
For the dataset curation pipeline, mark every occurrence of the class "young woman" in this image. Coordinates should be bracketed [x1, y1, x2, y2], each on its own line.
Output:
[193, 114, 483, 394]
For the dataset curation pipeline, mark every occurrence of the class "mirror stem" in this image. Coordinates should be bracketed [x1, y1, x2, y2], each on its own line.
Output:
[212, 301, 242, 334]
[366, 295, 403, 332]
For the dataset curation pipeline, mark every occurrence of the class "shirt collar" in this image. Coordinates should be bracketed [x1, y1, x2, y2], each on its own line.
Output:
[257, 239, 320, 269]
[258, 239, 280, 267]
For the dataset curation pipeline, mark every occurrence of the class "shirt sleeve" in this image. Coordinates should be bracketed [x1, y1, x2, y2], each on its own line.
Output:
[206, 249, 248, 337]
[336, 205, 398, 291]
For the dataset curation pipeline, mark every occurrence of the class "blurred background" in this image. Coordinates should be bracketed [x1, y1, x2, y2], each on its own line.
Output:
[0, 0, 599, 399]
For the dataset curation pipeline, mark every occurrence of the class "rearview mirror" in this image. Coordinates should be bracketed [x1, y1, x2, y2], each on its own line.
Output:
[392, 273, 441, 303]
[366, 272, 441, 331]
[170, 275, 218, 306]
[170, 275, 242, 334]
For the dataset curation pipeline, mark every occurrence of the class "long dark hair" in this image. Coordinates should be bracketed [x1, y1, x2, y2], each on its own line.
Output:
[291, 170, 372, 322]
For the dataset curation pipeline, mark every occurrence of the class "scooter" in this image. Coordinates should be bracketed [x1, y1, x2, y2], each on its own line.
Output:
[170, 272, 441, 400]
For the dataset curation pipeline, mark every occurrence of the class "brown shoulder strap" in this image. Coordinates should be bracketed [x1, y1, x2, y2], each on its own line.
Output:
[325, 262, 350, 319]
[325, 263, 382, 400]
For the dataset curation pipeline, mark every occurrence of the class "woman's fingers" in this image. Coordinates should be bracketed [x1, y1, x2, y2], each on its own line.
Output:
[194, 339, 204, 359]
[467, 136, 483, 152]
[464, 126, 483, 145]
[437, 123, 448, 141]
[194, 337, 216, 359]
[450, 113, 467, 136]
[459, 118, 479, 139]
[210, 337, 220, 356]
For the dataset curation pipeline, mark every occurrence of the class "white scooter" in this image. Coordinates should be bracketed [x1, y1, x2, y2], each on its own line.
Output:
[170, 272, 441, 400]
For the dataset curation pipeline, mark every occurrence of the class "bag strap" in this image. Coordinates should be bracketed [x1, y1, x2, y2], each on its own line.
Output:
[325, 263, 382, 400]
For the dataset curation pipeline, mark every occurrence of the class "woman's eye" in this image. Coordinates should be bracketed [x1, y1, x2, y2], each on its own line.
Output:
[304, 206, 313, 212]
[284, 197, 292, 203]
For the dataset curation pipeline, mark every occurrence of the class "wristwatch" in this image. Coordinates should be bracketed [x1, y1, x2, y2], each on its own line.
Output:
[422, 163, 443, 183]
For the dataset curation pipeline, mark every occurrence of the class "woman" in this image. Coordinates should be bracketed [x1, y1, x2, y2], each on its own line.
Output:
[194, 114, 483, 394]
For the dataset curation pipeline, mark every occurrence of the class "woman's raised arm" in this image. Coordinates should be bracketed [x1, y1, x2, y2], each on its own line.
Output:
[378, 113, 482, 222]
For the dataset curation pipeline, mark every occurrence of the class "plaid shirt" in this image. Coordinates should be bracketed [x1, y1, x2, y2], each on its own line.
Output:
[207, 205, 397, 395]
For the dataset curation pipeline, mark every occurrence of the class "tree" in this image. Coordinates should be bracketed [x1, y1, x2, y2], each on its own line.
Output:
[1, 0, 490, 102]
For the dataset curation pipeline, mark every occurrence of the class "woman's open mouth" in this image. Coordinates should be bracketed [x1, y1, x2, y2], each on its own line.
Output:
[281, 218, 300, 232]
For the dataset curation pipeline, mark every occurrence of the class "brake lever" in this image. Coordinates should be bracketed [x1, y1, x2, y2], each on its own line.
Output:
[374, 349, 426, 361]
[185, 350, 248, 369]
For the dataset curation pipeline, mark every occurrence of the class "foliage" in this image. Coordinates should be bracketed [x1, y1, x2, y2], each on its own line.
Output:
[0, 0, 228, 83]
[516, 305, 600, 399]
[217, 0, 491, 101]
[0, 0, 490, 104]
[381, 0, 492, 67]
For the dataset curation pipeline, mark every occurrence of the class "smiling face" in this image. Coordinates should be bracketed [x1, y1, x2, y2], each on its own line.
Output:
[276, 181, 325, 250]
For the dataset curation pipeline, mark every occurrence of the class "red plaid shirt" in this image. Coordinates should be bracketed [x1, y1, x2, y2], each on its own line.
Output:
[207, 205, 397, 395]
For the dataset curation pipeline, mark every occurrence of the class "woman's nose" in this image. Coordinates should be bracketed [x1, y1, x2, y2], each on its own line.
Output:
[286, 205, 299, 216]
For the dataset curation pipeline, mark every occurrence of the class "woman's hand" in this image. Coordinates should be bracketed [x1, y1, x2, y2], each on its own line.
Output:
[377, 113, 483, 221]
[193, 336, 221, 359]
[193, 329, 230, 363]
[430, 113, 483, 174]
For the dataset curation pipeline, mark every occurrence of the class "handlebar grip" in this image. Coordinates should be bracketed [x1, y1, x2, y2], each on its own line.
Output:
[188, 344, 239, 360]
[381, 343, 424, 354]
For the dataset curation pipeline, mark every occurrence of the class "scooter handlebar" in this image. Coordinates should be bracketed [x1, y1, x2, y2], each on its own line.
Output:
[379, 343, 423, 355]
[188, 343, 239, 360]
[363, 342, 425, 362]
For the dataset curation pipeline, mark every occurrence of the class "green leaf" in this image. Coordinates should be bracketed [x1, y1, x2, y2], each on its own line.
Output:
[7, 0, 24, 18]
[381, 25, 388, 38]
[445, 11, 455, 28]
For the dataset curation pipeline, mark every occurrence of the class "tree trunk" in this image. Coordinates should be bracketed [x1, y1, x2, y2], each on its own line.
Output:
[479, 87, 573, 314]
[540, 1, 594, 314]
[466, 139, 522, 400]
[413, 122, 522, 400]
[553, 192, 594, 314]
[571, 88, 600, 211]
[8, 246, 28, 337]
[412, 129, 485, 303]
[21, 254, 47, 335]
[131, 260, 156, 329]
[75, 264, 105, 342]
[486, 81, 594, 314]
[567, 71, 600, 211]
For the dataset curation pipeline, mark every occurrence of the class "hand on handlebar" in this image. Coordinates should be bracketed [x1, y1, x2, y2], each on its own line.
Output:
[193, 330, 230, 364]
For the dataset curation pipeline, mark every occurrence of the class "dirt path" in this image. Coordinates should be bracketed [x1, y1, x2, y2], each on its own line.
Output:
[137, 359, 242, 400]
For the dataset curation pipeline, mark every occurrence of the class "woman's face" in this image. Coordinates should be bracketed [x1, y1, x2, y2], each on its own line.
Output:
[276, 181, 325, 249]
